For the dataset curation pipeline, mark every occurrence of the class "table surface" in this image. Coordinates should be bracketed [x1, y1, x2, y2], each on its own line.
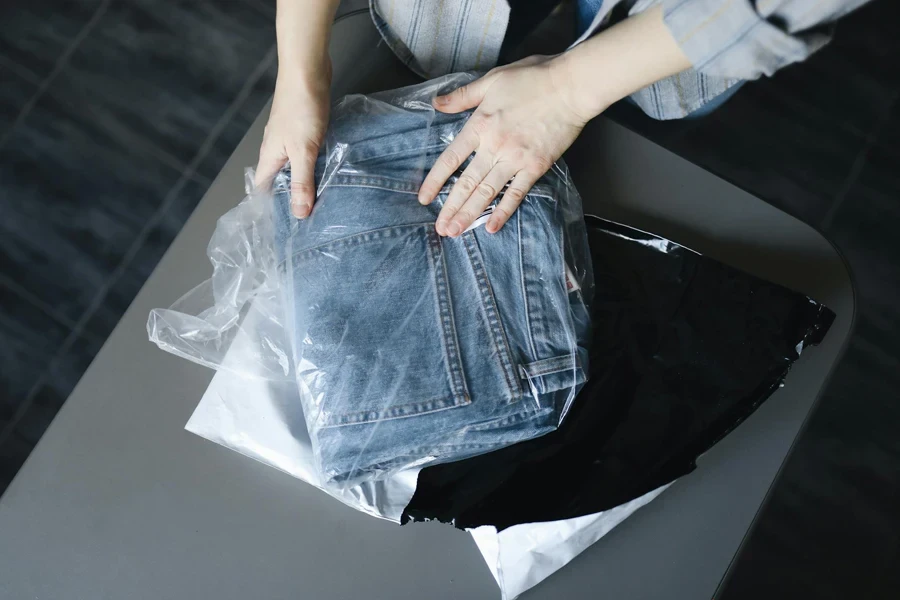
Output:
[0, 13, 854, 600]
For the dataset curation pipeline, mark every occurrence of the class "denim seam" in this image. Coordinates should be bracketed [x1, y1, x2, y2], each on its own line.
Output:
[350, 142, 448, 164]
[522, 211, 550, 360]
[520, 354, 583, 378]
[462, 408, 556, 433]
[461, 231, 522, 400]
[311, 173, 557, 202]
[314, 180, 420, 195]
[296, 222, 471, 429]
[320, 395, 470, 429]
[428, 228, 470, 401]
[436, 432, 556, 453]
[279, 222, 435, 268]
[518, 209, 539, 362]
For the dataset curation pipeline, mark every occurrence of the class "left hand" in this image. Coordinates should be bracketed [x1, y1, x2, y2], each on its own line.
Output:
[418, 55, 591, 236]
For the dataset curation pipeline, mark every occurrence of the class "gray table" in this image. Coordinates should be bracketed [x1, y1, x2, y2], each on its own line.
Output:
[0, 12, 853, 600]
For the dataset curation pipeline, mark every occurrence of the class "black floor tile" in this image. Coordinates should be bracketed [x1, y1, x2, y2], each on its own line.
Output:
[0, 63, 38, 135]
[0, 0, 103, 80]
[47, 0, 275, 168]
[83, 176, 210, 341]
[694, 84, 864, 222]
[874, 97, 900, 159]
[0, 429, 35, 492]
[13, 332, 102, 448]
[239, 0, 276, 18]
[0, 91, 184, 325]
[0, 280, 72, 429]
[826, 143, 900, 335]
[767, 4, 900, 139]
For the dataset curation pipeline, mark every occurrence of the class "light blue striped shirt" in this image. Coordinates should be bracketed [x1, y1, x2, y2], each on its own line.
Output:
[370, 0, 871, 120]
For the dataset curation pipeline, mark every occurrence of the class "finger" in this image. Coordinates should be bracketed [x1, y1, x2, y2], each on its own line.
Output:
[418, 129, 479, 206]
[433, 71, 498, 113]
[287, 139, 320, 219]
[435, 153, 493, 237]
[254, 140, 287, 189]
[486, 168, 542, 233]
[447, 162, 519, 237]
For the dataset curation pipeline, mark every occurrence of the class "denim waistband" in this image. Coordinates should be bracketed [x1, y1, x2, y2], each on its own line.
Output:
[274, 110, 558, 201]
[325, 109, 469, 165]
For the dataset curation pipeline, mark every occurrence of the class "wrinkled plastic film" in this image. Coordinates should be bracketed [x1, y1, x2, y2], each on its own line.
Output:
[148, 173, 293, 381]
[149, 73, 594, 488]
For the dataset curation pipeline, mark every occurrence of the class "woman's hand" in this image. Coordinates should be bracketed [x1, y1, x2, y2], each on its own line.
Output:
[417, 5, 692, 236]
[418, 55, 591, 236]
[255, 0, 340, 218]
[255, 64, 331, 218]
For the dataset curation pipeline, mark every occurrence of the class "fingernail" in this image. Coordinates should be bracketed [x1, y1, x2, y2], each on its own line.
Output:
[435, 95, 449, 105]
[448, 222, 461, 236]
[486, 218, 498, 233]
[436, 220, 449, 235]
[292, 202, 310, 218]
[418, 194, 429, 205]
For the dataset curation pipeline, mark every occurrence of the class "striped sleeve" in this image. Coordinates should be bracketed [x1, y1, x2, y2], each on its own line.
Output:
[660, 0, 871, 80]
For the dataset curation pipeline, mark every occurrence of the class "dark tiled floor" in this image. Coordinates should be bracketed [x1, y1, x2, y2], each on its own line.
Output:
[0, 279, 73, 423]
[1, 0, 899, 596]
[0, 0, 105, 80]
[0, 63, 39, 131]
[0, 0, 277, 488]
[52, 0, 275, 167]
[602, 1, 900, 597]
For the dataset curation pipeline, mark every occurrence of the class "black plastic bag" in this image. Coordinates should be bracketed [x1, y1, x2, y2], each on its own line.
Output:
[402, 216, 835, 531]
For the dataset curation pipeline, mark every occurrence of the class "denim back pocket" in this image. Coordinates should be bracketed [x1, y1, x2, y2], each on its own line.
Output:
[289, 223, 471, 429]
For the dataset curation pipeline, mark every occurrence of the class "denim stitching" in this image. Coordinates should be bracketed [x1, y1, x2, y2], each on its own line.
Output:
[351, 142, 448, 165]
[521, 210, 551, 361]
[297, 222, 471, 429]
[517, 209, 539, 362]
[320, 394, 470, 429]
[462, 407, 556, 433]
[281, 222, 434, 268]
[461, 231, 522, 400]
[428, 228, 470, 401]
[521, 354, 583, 378]
[318, 173, 558, 202]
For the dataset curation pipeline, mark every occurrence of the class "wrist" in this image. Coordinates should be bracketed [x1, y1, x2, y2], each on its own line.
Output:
[551, 6, 692, 119]
[277, 41, 331, 78]
[549, 52, 614, 123]
[276, 52, 332, 96]
[275, 5, 336, 86]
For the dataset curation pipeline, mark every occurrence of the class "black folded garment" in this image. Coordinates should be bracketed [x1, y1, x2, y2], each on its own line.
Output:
[402, 215, 835, 531]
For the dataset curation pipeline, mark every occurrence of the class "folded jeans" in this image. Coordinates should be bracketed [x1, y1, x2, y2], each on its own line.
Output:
[272, 77, 593, 484]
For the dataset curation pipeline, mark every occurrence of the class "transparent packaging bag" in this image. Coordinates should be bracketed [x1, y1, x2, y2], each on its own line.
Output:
[149, 73, 594, 487]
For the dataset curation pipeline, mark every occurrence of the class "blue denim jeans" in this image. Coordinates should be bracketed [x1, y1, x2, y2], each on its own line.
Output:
[272, 100, 591, 484]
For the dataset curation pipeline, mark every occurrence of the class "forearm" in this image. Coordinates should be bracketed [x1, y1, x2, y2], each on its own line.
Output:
[275, 0, 341, 82]
[554, 5, 691, 120]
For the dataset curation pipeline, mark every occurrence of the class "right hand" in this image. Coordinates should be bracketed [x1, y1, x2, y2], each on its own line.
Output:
[255, 61, 331, 219]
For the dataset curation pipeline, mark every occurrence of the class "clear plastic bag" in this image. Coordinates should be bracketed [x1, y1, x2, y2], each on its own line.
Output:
[149, 73, 594, 486]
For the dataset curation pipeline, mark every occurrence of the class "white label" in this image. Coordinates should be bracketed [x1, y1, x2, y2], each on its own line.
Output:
[565, 262, 581, 293]
[464, 206, 495, 233]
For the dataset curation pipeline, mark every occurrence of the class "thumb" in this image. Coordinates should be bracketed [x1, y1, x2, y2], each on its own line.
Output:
[287, 140, 319, 219]
[433, 75, 494, 113]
